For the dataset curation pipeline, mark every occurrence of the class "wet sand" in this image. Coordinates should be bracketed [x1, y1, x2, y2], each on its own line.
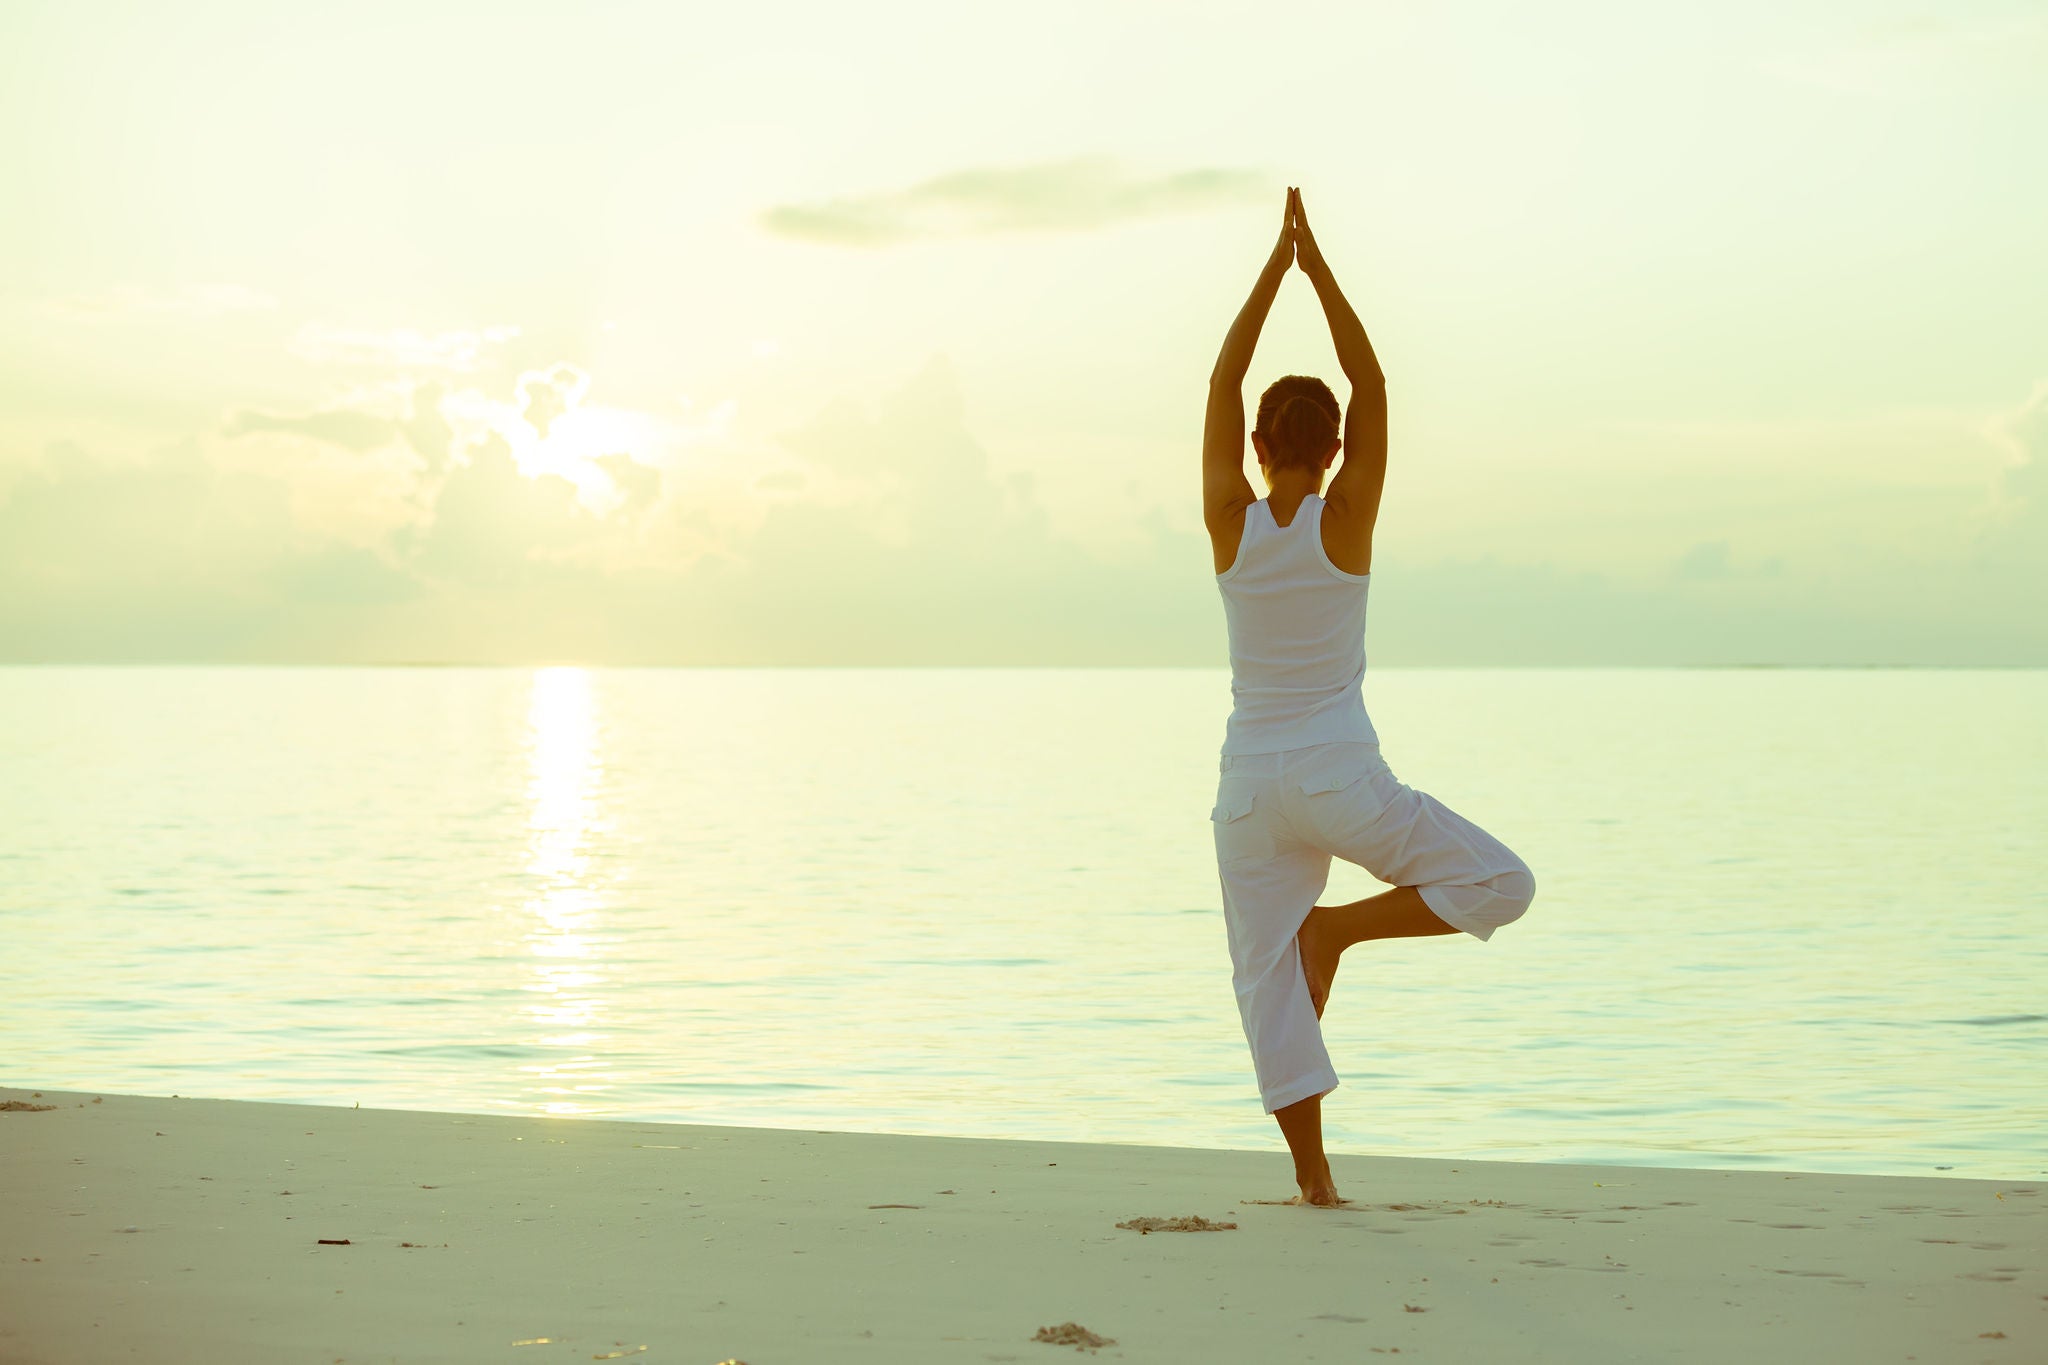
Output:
[1, 1086, 2039, 1362]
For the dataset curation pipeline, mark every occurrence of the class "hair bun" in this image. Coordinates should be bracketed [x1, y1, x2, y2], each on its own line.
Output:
[1266, 391, 1339, 469]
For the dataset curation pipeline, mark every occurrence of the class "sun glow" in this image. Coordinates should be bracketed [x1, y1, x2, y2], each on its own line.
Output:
[438, 365, 674, 516]
[517, 666, 619, 1114]
[515, 405, 666, 505]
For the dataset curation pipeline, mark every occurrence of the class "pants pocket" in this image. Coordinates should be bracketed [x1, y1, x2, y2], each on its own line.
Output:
[1291, 744, 1393, 802]
[1299, 760, 1404, 844]
[1210, 776, 1275, 867]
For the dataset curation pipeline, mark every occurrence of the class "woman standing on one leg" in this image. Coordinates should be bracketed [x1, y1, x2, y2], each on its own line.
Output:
[1203, 188, 1538, 1207]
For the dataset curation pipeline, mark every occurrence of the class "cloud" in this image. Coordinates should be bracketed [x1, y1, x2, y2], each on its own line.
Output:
[4, 363, 2043, 665]
[434, 365, 686, 521]
[593, 452, 661, 512]
[401, 381, 458, 473]
[1978, 377, 2048, 564]
[1367, 554, 2021, 666]
[0, 377, 635, 660]
[1993, 379, 2048, 503]
[1671, 540, 1731, 581]
[223, 407, 398, 453]
[0, 438, 381, 659]
[0, 356, 1129, 662]
[403, 434, 605, 586]
[290, 323, 521, 370]
[516, 364, 591, 439]
[44, 282, 278, 322]
[1669, 540, 1785, 583]
[753, 469, 806, 495]
[220, 363, 670, 539]
[222, 380, 456, 471]
[759, 156, 1270, 246]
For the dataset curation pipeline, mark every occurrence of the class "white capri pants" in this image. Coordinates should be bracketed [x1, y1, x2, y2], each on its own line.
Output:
[1211, 740, 1536, 1114]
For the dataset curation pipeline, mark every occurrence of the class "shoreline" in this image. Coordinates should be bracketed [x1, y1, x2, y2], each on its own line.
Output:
[3, 1085, 2040, 1362]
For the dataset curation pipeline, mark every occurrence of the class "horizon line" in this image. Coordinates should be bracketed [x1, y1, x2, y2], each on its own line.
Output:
[1, 662, 2041, 672]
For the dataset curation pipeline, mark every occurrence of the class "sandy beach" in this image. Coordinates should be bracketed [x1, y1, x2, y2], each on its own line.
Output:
[1, 1086, 2039, 1363]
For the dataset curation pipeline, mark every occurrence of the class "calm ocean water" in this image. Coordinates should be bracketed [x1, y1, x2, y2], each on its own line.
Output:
[2, 667, 2042, 1179]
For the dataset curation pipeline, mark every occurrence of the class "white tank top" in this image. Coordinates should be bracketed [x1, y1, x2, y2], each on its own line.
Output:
[1215, 492, 1378, 755]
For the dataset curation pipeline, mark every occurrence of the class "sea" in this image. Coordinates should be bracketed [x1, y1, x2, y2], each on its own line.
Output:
[2, 666, 2042, 1180]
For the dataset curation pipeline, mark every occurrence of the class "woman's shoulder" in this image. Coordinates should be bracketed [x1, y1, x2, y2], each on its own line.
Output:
[1209, 497, 1266, 577]
[1315, 492, 1373, 577]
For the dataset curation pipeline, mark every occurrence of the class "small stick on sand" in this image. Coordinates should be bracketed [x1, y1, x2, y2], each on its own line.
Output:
[1114, 1215, 1238, 1233]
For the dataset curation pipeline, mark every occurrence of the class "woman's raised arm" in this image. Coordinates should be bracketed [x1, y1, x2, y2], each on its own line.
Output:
[1203, 188, 1295, 525]
[1209, 188, 1295, 388]
[1294, 191, 1389, 531]
[1293, 190, 1384, 390]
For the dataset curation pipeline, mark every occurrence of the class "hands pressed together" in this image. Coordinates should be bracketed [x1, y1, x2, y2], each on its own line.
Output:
[1269, 186, 1328, 278]
[1214, 183, 1378, 393]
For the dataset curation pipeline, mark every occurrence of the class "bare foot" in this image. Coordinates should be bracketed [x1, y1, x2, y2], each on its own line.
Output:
[1289, 1160, 1343, 1206]
[1296, 905, 1342, 1020]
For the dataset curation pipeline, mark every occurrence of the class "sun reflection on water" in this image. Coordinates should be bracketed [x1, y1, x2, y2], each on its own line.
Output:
[517, 667, 618, 1114]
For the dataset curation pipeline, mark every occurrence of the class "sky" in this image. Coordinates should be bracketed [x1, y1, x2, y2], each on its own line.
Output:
[1, 0, 2043, 665]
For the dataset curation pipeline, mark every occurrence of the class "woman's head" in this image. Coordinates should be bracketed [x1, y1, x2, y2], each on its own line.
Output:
[1252, 375, 1341, 480]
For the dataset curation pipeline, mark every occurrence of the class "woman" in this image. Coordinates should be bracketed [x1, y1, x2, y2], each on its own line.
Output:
[1204, 187, 1536, 1208]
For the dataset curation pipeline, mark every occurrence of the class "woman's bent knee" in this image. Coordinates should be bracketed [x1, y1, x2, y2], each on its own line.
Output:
[1495, 862, 1536, 922]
